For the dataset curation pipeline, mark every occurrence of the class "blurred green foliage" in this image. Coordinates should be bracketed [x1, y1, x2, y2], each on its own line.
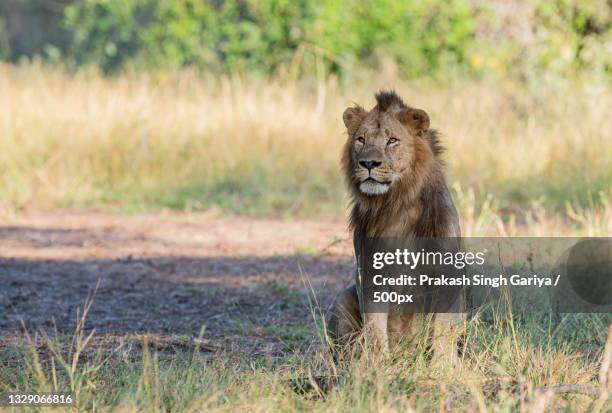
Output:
[0, 0, 610, 79]
[63, 0, 316, 74]
[312, 0, 475, 78]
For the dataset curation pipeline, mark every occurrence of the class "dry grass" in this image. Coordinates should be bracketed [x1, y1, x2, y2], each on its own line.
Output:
[0, 63, 610, 226]
[1, 64, 610, 411]
[1, 293, 610, 412]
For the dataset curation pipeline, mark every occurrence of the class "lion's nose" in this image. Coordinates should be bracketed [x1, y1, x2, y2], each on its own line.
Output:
[359, 160, 381, 171]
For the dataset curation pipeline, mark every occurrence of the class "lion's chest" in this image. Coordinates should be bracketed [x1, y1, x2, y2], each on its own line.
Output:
[365, 203, 423, 237]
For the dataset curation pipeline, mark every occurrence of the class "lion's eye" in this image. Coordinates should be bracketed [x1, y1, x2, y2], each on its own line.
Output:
[356, 136, 365, 144]
[387, 137, 398, 145]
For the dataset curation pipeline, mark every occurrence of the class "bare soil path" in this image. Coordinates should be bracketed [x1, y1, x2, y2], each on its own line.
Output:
[0, 211, 353, 357]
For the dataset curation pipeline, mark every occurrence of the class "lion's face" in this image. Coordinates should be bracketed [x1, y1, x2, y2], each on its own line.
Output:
[342, 101, 430, 196]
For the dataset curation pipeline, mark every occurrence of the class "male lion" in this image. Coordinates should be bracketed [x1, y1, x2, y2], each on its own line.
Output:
[327, 90, 463, 364]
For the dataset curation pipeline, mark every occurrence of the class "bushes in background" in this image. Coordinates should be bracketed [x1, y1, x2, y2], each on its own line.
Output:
[0, 0, 610, 79]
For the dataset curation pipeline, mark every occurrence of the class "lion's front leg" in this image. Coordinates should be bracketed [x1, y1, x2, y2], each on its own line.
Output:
[327, 285, 390, 355]
[363, 311, 389, 352]
[431, 312, 464, 367]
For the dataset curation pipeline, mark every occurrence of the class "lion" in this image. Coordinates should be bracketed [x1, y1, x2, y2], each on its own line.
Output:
[327, 90, 464, 364]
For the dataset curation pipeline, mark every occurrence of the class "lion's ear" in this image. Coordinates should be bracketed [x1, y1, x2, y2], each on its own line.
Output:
[399, 108, 430, 132]
[343, 106, 368, 136]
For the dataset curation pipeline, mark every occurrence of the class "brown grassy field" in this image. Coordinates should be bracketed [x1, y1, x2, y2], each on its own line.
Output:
[0, 210, 611, 412]
[0, 64, 610, 411]
[0, 64, 610, 226]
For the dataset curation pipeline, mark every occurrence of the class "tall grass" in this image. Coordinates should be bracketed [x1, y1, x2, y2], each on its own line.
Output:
[1, 294, 610, 412]
[0, 63, 610, 219]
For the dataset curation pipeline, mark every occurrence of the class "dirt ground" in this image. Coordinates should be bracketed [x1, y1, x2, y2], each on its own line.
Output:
[0, 210, 354, 357]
